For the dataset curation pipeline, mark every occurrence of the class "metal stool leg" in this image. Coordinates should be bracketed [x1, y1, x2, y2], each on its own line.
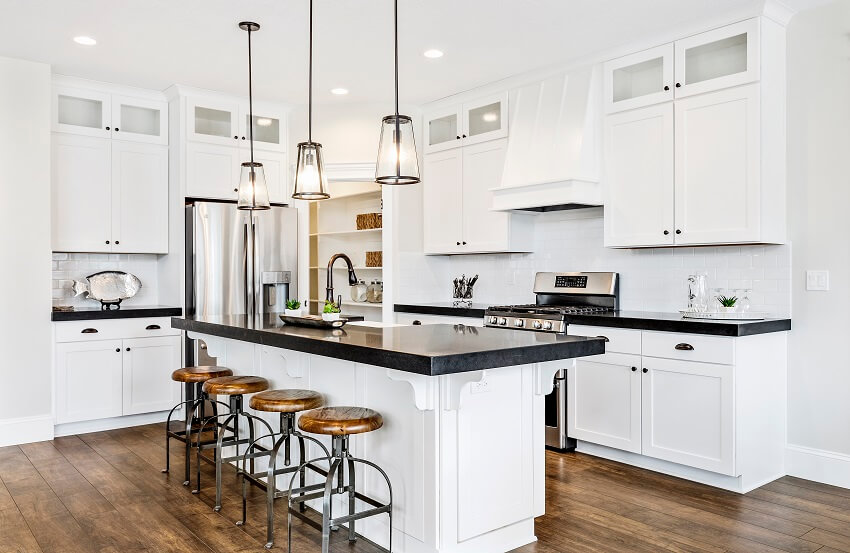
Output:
[322, 458, 342, 553]
[347, 456, 356, 542]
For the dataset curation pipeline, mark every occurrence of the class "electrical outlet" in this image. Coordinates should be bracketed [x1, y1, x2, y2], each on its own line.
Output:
[469, 380, 491, 394]
[806, 270, 829, 291]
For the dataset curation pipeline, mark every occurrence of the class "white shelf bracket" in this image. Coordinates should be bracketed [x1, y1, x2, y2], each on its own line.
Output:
[441, 370, 486, 411]
[386, 369, 438, 411]
[534, 360, 573, 396]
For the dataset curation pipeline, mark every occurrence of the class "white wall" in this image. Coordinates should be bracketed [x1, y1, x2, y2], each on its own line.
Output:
[0, 56, 53, 445]
[785, 0, 850, 487]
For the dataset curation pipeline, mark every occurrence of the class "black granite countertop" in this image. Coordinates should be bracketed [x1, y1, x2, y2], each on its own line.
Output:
[394, 303, 790, 337]
[394, 302, 489, 319]
[52, 305, 182, 322]
[172, 314, 605, 376]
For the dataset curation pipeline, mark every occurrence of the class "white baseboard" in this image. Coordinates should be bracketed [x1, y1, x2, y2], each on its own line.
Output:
[0, 414, 54, 447]
[786, 444, 850, 490]
[54, 411, 172, 438]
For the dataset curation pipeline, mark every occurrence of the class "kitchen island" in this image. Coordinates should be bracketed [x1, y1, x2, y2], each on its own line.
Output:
[172, 314, 605, 553]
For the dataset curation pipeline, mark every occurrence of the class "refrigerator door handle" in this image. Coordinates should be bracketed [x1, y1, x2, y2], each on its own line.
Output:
[244, 221, 253, 317]
[253, 216, 262, 317]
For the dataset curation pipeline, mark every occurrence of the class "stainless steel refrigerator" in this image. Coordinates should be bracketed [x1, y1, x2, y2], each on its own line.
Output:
[186, 201, 298, 320]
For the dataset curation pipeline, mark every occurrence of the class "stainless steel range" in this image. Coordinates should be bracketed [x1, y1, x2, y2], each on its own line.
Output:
[485, 271, 619, 451]
[485, 272, 619, 333]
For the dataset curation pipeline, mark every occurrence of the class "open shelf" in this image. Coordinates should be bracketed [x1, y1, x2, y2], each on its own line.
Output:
[321, 189, 382, 202]
[309, 228, 382, 237]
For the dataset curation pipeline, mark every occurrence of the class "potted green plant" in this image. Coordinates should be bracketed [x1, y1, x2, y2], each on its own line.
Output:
[716, 294, 738, 313]
[321, 300, 341, 321]
[284, 299, 303, 317]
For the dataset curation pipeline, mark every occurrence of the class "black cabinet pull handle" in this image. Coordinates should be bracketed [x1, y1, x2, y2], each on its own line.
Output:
[412, 320, 422, 326]
[114, 128, 119, 131]
[456, 241, 461, 246]
[631, 366, 637, 372]
[115, 348, 120, 352]
[663, 230, 669, 236]
[242, 136, 246, 140]
[456, 135, 460, 140]
[675, 343, 694, 351]
[234, 135, 239, 139]
[126, 347, 131, 352]
[675, 83, 682, 88]
[462, 241, 467, 245]
[676, 229, 682, 235]
[145, 324, 161, 330]
[114, 240, 120, 245]
[105, 240, 110, 244]
[597, 336, 610, 342]
[642, 368, 648, 373]
[81, 328, 98, 334]
[462, 134, 467, 138]
[664, 85, 670, 91]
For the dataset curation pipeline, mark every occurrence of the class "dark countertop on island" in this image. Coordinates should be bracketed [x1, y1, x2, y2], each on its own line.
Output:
[394, 303, 790, 337]
[172, 314, 605, 376]
[53, 305, 182, 322]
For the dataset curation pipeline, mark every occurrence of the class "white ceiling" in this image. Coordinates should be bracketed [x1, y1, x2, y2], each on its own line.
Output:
[0, 0, 773, 106]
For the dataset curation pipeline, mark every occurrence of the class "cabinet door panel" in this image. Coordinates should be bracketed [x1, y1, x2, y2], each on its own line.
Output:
[53, 86, 111, 138]
[604, 104, 674, 247]
[186, 97, 241, 146]
[55, 340, 123, 424]
[423, 149, 463, 253]
[568, 353, 642, 453]
[241, 103, 286, 153]
[240, 149, 285, 204]
[112, 95, 168, 145]
[52, 134, 112, 252]
[122, 336, 181, 415]
[641, 357, 735, 475]
[461, 138, 513, 252]
[604, 44, 674, 113]
[674, 85, 759, 244]
[462, 93, 508, 147]
[111, 142, 168, 253]
[424, 105, 463, 153]
[186, 142, 241, 200]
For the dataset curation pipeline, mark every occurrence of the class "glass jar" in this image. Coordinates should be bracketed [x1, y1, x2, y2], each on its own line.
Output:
[687, 273, 708, 312]
[350, 280, 368, 303]
[366, 280, 383, 303]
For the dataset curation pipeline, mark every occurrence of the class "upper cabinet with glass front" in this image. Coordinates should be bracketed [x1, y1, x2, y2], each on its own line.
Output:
[53, 85, 168, 144]
[186, 97, 285, 152]
[604, 19, 760, 113]
[424, 92, 508, 153]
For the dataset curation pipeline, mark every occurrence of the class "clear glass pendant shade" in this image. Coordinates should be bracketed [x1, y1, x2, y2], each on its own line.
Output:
[292, 141, 329, 200]
[237, 162, 270, 210]
[375, 115, 420, 185]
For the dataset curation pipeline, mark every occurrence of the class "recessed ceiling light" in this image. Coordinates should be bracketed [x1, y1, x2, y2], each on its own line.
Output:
[330, 88, 349, 95]
[423, 49, 444, 59]
[73, 36, 97, 46]
[482, 112, 498, 123]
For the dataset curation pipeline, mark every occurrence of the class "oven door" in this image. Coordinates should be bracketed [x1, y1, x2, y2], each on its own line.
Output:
[544, 368, 575, 451]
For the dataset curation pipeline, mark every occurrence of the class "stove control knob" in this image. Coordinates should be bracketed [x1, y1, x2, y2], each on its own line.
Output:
[498, 318, 507, 326]
[514, 319, 525, 328]
[543, 321, 554, 331]
[532, 320, 543, 330]
[488, 316, 498, 325]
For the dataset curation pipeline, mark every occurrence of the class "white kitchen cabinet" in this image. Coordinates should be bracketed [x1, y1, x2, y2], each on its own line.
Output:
[52, 134, 168, 253]
[674, 19, 759, 98]
[241, 103, 286, 153]
[641, 357, 735, 476]
[52, 134, 113, 253]
[604, 44, 674, 113]
[53, 86, 112, 138]
[186, 142, 241, 200]
[186, 96, 241, 147]
[603, 103, 674, 247]
[111, 141, 169, 253]
[674, 85, 759, 245]
[111, 95, 168, 145]
[122, 336, 181, 415]
[241, 149, 286, 204]
[55, 340, 124, 424]
[568, 353, 642, 453]
[423, 93, 507, 153]
[424, 138, 532, 254]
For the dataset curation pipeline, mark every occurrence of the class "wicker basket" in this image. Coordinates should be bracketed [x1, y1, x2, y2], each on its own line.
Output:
[365, 251, 383, 268]
[356, 212, 382, 230]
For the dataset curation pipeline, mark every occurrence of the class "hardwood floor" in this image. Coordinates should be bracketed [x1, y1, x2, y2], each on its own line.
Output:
[1, 424, 849, 553]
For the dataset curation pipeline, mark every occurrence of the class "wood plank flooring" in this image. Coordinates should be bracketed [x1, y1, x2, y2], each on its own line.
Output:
[0, 423, 848, 552]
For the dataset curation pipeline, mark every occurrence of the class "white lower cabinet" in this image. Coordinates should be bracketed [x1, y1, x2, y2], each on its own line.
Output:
[54, 318, 181, 425]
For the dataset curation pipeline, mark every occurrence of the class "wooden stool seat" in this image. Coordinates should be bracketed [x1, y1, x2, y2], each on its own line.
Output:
[202, 375, 269, 396]
[298, 406, 383, 436]
[249, 389, 324, 413]
[171, 365, 233, 383]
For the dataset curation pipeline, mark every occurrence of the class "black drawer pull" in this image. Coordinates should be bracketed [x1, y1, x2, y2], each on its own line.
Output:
[81, 328, 98, 334]
[412, 320, 422, 325]
[642, 368, 648, 373]
[145, 324, 161, 330]
[631, 366, 637, 372]
[597, 336, 610, 342]
[675, 343, 694, 351]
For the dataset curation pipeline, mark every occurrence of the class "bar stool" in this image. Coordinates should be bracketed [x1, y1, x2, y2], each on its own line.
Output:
[287, 406, 393, 553]
[195, 375, 274, 511]
[235, 389, 331, 548]
[162, 366, 233, 485]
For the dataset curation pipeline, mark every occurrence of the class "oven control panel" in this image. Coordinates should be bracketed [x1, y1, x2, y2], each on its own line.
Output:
[554, 275, 588, 288]
[484, 315, 566, 333]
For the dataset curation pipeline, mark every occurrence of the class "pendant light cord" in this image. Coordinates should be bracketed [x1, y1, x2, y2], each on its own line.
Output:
[247, 27, 255, 165]
[394, 0, 401, 177]
[308, 0, 313, 143]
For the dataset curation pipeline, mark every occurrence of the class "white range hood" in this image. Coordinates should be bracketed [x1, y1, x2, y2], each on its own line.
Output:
[492, 65, 602, 212]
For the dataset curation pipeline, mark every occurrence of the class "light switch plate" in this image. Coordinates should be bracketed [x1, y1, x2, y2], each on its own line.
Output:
[806, 270, 829, 291]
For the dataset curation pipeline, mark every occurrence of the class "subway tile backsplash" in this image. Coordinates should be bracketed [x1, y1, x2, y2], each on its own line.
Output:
[52, 252, 159, 308]
[398, 209, 792, 317]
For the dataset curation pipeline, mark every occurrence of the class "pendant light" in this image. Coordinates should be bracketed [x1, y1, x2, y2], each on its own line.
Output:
[375, 0, 420, 185]
[292, 0, 330, 200]
[237, 21, 271, 210]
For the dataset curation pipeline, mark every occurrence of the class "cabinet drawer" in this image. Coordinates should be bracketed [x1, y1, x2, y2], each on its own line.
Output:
[55, 317, 180, 343]
[569, 325, 641, 355]
[642, 331, 734, 365]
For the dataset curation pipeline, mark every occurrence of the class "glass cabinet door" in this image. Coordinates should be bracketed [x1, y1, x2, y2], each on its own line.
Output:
[462, 93, 508, 147]
[424, 106, 463, 153]
[111, 96, 168, 145]
[242, 105, 285, 152]
[674, 20, 759, 98]
[53, 86, 112, 138]
[604, 44, 674, 113]
[186, 97, 241, 146]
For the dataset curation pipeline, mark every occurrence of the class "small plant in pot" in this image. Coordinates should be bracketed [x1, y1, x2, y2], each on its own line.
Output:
[716, 294, 738, 313]
[284, 299, 303, 317]
[322, 300, 341, 321]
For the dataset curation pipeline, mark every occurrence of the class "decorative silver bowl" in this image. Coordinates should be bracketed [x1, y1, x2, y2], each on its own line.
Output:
[72, 271, 142, 310]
